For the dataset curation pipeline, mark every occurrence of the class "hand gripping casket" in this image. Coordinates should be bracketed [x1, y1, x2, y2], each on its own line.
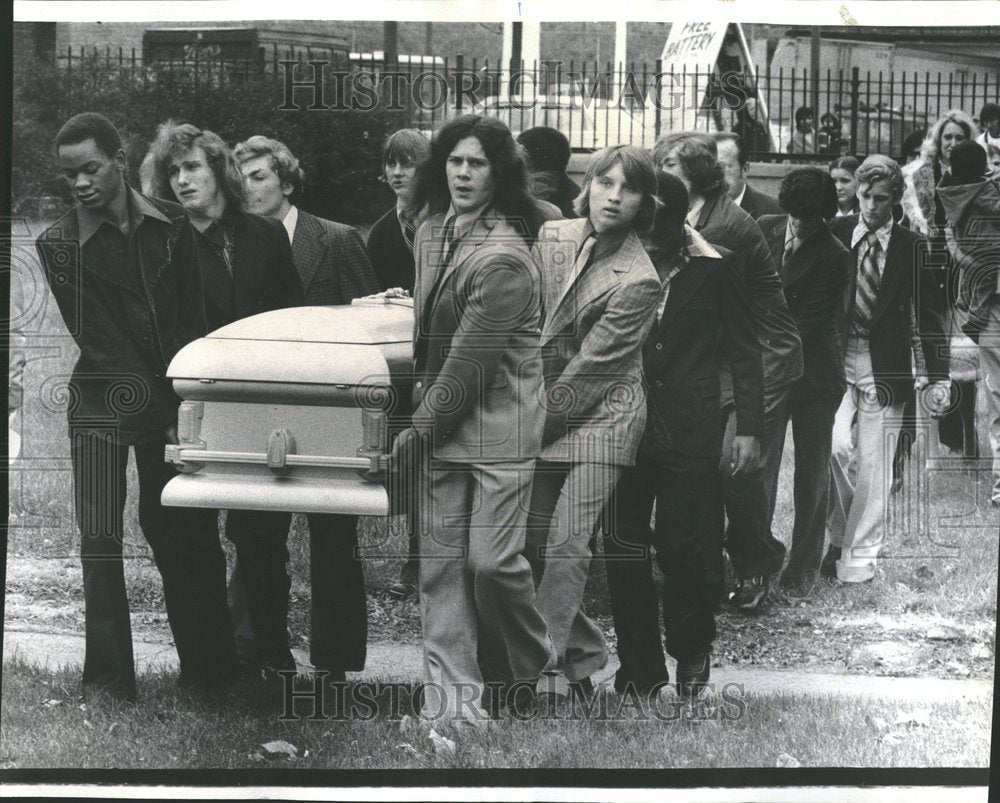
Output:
[162, 298, 414, 516]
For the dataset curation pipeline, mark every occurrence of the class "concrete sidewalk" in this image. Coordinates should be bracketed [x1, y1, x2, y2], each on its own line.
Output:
[3, 622, 992, 702]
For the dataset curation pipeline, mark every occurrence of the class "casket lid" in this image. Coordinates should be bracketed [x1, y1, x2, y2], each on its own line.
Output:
[168, 299, 413, 387]
[208, 299, 413, 345]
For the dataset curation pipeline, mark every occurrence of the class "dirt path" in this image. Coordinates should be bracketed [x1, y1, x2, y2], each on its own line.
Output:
[3, 621, 992, 703]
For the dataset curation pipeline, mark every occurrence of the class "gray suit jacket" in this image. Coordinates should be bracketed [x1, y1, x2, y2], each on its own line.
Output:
[292, 209, 379, 305]
[410, 210, 545, 463]
[533, 217, 660, 465]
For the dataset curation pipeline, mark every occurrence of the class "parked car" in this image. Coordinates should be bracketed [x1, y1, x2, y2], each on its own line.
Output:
[162, 297, 414, 516]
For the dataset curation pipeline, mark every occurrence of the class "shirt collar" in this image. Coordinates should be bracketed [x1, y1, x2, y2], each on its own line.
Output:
[77, 185, 167, 245]
[851, 215, 894, 251]
[684, 224, 721, 259]
[281, 204, 299, 244]
[685, 196, 706, 226]
[446, 202, 490, 239]
[784, 217, 797, 250]
[733, 184, 747, 208]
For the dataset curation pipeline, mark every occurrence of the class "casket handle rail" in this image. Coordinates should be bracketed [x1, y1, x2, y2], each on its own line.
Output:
[164, 446, 387, 475]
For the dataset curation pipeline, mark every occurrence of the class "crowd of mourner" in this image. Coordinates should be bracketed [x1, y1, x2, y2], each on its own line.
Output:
[15, 98, 1000, 725]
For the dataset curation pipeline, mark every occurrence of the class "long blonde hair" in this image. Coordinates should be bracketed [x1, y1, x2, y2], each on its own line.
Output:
[921, 109, 977, 166]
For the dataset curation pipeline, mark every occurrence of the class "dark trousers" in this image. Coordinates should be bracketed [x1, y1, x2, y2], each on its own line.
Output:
[71, 428, 237, 701]
[762, 395, 840, 582]
[226, 511, 367, 673]
[722, 386, 791, 578]
[603, 453, 723, 693]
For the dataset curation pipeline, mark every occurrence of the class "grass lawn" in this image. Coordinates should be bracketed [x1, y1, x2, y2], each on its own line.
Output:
[0, 658, 992, 770]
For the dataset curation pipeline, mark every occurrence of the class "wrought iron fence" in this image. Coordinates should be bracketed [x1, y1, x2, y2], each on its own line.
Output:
[54, 45, 1000, 160]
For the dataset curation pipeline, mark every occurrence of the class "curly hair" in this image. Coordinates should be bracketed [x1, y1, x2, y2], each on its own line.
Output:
[779, 167, 838, 220]
[412, 115, 541, 243]
[575, 145, 659, 233]
[233, 134, 305, 203]
[921, 109, 977, 166]
[652, 132, 725, 198]
[146, 120, 244, 210]
[647, 171, 690, 250]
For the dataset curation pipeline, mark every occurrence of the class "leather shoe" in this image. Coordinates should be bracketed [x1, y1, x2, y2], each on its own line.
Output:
[676, 654, 710, 699]
[820, 546, 841, 579]
[728, 576, 770, 611]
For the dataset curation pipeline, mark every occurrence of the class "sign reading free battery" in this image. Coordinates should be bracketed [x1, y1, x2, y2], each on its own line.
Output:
[658, 20, 767, 138]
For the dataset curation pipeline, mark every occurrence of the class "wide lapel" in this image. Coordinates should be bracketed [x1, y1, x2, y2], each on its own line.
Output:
[413, 214, 447, 328]
[693, 192, 721, 232]
[132, 190, 176, 296]
[762, 215, 787, 273]
[868, 223, 909, 325]
[656, 254, 710, 332]
[291, 210, 324, 295]
[544, 222, 633, 340]
[197, 219, 236, 323]
[781, 220, 829, 290]
[230, 211, 261, 320]
[540, 218, 589, 341]
[437, 209, 498, 291]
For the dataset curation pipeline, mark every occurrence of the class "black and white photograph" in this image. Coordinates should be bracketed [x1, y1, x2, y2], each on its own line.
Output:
[2, 1, 997, 800]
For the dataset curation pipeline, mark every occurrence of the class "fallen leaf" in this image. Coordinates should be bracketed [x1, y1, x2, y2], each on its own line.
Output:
[83, 719, 93, 730]
[43, 699, 62, 708]
[395, 743, 419, 756]
[429, 728, 456, 756]
[260, 740, 299, 760]
[894, 582, 912, 593]
[925, 625, 962, 641]
[776, 752, 800, 768]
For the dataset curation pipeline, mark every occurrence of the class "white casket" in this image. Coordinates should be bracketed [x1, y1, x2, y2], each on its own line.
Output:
[161, 298, 414, 516]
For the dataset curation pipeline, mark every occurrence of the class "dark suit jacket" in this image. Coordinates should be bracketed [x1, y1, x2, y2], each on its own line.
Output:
[641, 231, 764, 460]
[198, 209, 303, 331]
[292, 209, 378, 305]
[829, 214, 949, 405]
[411, 210, 545, 463]
[758, 215, 851, 402]
[35, 187, 206, 439]
[739, 184, 782, 220]
[693, 189, 803, 398]
[366, 207, 415, 292]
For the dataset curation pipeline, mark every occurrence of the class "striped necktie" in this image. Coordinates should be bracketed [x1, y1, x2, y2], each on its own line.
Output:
[853, 230, 882, 335]
[400, 213, 416, 251]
